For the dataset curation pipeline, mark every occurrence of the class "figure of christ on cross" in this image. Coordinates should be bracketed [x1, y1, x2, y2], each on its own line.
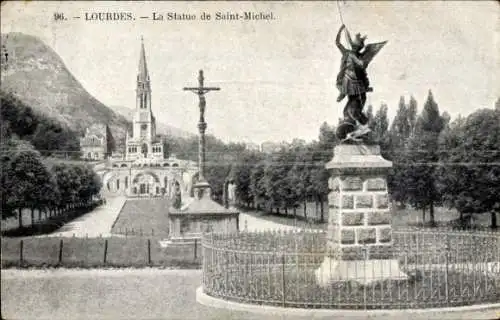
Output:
[183, 70, 220, 184]
[183, 70, 220, 123]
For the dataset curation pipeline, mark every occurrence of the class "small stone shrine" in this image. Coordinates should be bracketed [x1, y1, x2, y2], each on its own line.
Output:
[168, 70, 239, 243]
[315, 144, 408, 285]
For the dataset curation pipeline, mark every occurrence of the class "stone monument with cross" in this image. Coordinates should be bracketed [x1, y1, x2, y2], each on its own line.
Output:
[167, 70, 239, 243]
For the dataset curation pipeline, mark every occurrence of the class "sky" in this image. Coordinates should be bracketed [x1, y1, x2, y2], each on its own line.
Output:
[1, 1, 499, 144]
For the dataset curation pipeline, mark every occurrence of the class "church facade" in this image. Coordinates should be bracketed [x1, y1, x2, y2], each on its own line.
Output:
[79, 124, 114, 160]
[83, 38, 198, 199]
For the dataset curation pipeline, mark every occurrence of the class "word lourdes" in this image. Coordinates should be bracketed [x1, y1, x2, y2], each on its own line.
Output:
[152, 11, 275, 21]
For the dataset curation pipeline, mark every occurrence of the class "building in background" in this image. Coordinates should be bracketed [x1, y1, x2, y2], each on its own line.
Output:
[80, 38, 198, 199]
[79, 124, 114, 160]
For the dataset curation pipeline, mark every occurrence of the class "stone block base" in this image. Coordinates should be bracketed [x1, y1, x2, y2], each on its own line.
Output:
[315, 258, 408, 286]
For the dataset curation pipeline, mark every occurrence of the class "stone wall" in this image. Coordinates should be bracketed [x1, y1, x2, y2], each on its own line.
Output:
[327, 174, 393, 260]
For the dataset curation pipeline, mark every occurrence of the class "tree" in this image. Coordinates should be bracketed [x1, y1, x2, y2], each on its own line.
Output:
[387, 96, 412, 204]
[373, 103, 390, 159]
[285, 141, 310, 218]
[373, 104, 389, 140]
[9, 148, 54, 226]
[0, 138, 33, 220]
[30, 118, 80, 156]
[407, 96, 418, 137]
[262, 147, 294, 214]
[318, 122, 338, 157]
[309, 166, 329, 222]
[52, 163, 75, 212]
[389, 96, 411, 159]
[250, 161, 268, 210]
[404, 90, 445, 225]
[366, 104, 374, 127]
[1, 90, 80, 156]
[0, 91, 38, 139]
[438, 109, 500, 228]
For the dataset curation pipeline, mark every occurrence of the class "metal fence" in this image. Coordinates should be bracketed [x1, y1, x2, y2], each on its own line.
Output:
[201, 228, 500, 309]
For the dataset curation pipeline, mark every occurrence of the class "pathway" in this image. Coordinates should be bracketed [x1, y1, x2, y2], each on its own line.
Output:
[2, 269, 497, 320]
[238, 211, 303, 232]
[41, 196, 126, 238]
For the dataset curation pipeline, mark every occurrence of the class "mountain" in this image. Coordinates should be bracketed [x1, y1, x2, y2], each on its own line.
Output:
[110, 105, 195, 139]
[0, 32, 131, 146]
[0, 32, 194, 148]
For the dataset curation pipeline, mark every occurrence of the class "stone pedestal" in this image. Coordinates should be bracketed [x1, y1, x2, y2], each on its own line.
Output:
[315, 144, 408, 286]
[166, 181, 239, 245]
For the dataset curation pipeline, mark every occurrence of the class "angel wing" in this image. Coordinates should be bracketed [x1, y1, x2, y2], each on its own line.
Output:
[360, 41, 388, 66]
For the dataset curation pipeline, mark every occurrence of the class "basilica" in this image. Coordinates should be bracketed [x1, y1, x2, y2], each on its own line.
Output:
[81, 38, 198, 199]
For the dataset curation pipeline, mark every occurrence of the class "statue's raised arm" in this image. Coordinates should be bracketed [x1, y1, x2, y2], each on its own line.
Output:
[335, 24, 347, 53]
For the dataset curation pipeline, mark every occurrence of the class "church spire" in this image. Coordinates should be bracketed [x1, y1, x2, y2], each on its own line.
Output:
[136, 36, 151, 111]
[138, 36, 149, 83]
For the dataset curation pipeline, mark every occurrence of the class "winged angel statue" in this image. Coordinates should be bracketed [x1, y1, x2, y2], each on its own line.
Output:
[335, 24, 387, 142]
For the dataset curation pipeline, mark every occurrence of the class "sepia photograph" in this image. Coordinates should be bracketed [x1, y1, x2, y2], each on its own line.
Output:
[1, 1, 499, 319]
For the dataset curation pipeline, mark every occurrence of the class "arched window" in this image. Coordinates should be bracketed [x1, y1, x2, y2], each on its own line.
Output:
[172, 163, 179, 167]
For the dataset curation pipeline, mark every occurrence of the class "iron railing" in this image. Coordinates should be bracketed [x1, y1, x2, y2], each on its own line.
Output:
[201, 228, 500, 309]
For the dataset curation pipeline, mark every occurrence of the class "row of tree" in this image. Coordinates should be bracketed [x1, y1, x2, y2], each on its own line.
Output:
[224, 92, 499, 228]
[1, 138, 102, 227]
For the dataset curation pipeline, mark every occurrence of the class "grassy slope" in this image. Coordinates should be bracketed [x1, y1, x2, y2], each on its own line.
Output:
[1, 236, 200, 269]
[111, 198, 171, 237]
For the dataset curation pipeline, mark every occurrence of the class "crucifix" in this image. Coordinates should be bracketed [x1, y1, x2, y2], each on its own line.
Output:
[183, 70, 220, 186]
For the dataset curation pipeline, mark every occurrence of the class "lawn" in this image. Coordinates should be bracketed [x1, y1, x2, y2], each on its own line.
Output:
[111, 198, 171, 237]
[0, 236, 201, 269]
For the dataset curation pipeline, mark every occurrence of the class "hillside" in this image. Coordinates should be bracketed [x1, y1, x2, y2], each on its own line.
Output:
[0, 32, 130, 145]
[0, 32, 194, 148]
